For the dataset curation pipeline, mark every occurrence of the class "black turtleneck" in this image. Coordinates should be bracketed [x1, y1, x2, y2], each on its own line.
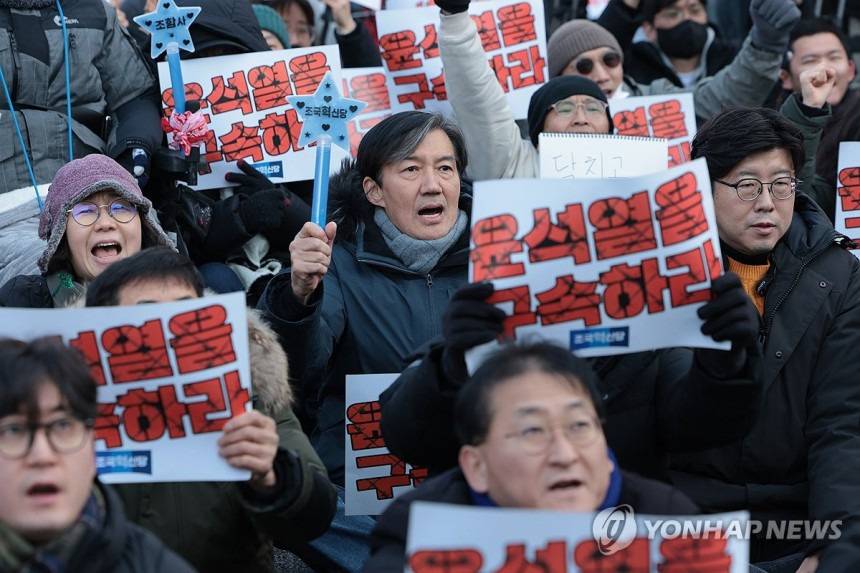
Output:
[720, 240, 770, 266]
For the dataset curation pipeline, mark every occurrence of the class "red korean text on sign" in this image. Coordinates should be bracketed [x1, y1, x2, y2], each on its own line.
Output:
[496, 2, 537, 47]
[522, 205, 591, 265]
[162, 82, 206, 116]
[248, 60, 293, 111]
[260, 110, 303, 155]
[354, 453, 428, 500]
[613, 107, 649, 137]
[409, 549, 483, 573]
[490, 46, 546, 93]
[348, 72, 391, 114]
[471, 214, 525, 282]
[394, 73, 435, 109]
[838, 167, 860, 234]
[219, 122, 264, 163]
[289, 52, 330, 95]
[599, 258, 668, 319]
[101, 319, 173, 384]
[70, 330, 106, 386]
[657, 536, 732, 573]
[495, 541, 566, 573]
[346, 400, 385, 450]
[649, 99, 688, 140]
[655, 172, 709, 246]
[588, 191, 658, 260]
[419, 24, 439, 59]
[471, 11, 500, 51]
[574, 537, 650, 573]
[487, 285, 537, 339]
[380, 31, 422, 72]
[168, 304, 237, 374]
[206, 71, 253, 115]
[536, 275, 601, 327]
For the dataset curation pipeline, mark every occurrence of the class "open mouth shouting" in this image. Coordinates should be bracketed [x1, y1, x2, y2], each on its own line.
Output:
[90, 241, 123, 264]
[417, 203, 446, 224]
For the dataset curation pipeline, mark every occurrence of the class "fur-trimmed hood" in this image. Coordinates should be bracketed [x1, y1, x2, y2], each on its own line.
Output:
[327, 158, 473, 244]
[247, 308, 293, 417]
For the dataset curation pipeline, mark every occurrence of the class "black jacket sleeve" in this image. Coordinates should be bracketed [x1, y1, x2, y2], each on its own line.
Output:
[596, 0, 642, 53]
[0, 275, 53, 308]
[655, 347, 762, 452]
[337, 23, 383, 68]
[201, 194, 255, 260]
[361, 496, 411, 573]
[109, 86, 165, 157]
[380, 343, 460, 475]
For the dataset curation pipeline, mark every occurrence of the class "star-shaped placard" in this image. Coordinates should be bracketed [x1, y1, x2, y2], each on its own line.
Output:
[133, 0, 201, 59]
[287, 73, 367, 151]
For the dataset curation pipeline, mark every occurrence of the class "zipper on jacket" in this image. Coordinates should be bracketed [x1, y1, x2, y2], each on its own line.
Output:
[8, 33, 19, 98]
[759, 241, 833, 344]
[426, 274, 433, 288]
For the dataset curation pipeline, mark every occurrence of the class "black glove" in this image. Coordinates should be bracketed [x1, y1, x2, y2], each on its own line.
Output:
[440, 282, 506, 386]
[238, 189, 290, 235]
[435, 0, 470, 14]
[116, 147, 151, 190]
[225, 159, 275, 194]
[748, 0, 801, 53]
[696, 273, 760, 375]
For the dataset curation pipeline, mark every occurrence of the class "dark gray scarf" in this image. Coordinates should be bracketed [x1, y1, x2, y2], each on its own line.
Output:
[0, 0, 55, 8]
[374, 208, 468, 276]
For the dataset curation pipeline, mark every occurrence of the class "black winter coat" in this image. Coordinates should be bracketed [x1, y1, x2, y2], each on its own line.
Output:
[25, 481, 194, 573]
[381, 343, 761, 482]
[362, 467, 698, 572]
[670, 194, 860, 568]
[258, 164, 470, 484]
[0, 274, 54, 308]
[597, 0, 739, 88]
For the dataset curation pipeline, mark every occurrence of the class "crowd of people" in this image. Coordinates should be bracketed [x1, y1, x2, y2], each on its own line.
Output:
[0, 0, 859, 571]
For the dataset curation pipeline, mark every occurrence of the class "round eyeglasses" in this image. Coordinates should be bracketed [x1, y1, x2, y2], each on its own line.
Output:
[67, 200, 138, 227]
[0, 416, 93, 459]
[714, 177, 798, 201]
[503, 416, 601, 455]
[550, 99, 608, 118]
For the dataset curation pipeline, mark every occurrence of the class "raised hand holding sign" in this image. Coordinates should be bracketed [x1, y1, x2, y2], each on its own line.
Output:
[288, 72, 366, 226]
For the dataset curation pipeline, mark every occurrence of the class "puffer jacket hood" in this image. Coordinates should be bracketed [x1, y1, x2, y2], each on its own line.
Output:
[327, 158, 474, 244]
[177, 0, 268, 55]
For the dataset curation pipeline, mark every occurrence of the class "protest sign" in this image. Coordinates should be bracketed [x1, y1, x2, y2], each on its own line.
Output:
[835, 142, 860, 258]
[406, 502, 750, 573]
[375, 0, 547, 118]
[386, 0, 436, 8]
[610, 93, 697, 167]
[344, 374, 428, 516]
[353, 0, 382, 10]
[468, 158, 729, 358]
[539, 133, 669, 179]
[157, 45, 348, 190]
[0, 293, 252, 483]
[341, 67, 396, 156]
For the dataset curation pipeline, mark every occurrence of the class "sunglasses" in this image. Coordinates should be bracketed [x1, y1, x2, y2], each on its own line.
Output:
[573, 51, 622, 75]
[67, 200, 138, 227]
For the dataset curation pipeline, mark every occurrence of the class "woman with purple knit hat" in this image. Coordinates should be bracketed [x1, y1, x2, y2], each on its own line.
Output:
[0, 155, 174, 308]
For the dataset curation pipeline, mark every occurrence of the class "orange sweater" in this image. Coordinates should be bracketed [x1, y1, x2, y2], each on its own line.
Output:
[727, 257, 770, 315]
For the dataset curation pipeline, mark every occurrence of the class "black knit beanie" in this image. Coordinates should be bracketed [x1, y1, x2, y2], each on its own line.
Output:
[527, 76, 615, 146]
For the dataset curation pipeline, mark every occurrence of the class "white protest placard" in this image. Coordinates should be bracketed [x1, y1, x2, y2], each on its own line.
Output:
[468, 158, 729, 358]
[539, 133, 668, 179]
[344, 374, 428, 516]
[0, 293, 252, 483]
[610, 92, 697, 167]
[385, 0, 436, 8]
[835, 142, 860, 258]
[353, 0, 382, 10]
[157, 46, 348, 190]
[341, 67, 396, 156]
[375, 0, 547, 118]
[406, 502, 750, 572]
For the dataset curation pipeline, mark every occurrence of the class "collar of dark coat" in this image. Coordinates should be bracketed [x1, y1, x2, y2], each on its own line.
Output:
[328, 160, 472, 273]
[772, 193, 847, 267]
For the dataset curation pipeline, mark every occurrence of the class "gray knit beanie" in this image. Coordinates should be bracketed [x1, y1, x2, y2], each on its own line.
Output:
[37, 154, 175, 274]
[548, 20, 624, 78]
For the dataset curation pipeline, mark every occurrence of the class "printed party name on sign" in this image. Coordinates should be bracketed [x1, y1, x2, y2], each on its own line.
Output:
[835, 142, 860, 258]
[406, 502, 750, 572]
[609, 93, 697, 167]
[467, 158, 729, 358]
[344, 374, 428, 516]
[374, 0, 547, 118]
[0, 293, 252, 483]
[156, 45, 347, 190]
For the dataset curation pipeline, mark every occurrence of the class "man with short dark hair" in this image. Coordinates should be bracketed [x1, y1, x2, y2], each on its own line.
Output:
[779, 18, 859, 220]
[0, 337, 194, 572]
[671, 73, 860, 570]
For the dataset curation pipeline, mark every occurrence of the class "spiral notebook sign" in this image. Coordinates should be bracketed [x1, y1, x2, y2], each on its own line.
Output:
[538, 133, 668, 180]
